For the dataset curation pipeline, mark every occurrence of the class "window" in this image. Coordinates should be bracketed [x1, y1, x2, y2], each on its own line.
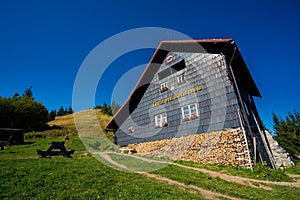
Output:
[160, 82, 168, 93]
[171, 60, 186, 72]
[161, 82, 167, 88]
[155, 113, 167, 128]
[127, 126, 134, 133]
[181, 103, 199, 121]
[177, 74, 185, 84]
[158, 59, 186, 80]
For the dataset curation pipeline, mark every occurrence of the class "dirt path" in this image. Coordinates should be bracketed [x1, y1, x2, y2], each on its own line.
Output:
[138, 171, 243, 200]
[99, 153, 128, 170]
[95, 152, 300, 200]
[171, 162, 300, 189]
[98, 152, 243, 200]
[106, 152, 300, 189]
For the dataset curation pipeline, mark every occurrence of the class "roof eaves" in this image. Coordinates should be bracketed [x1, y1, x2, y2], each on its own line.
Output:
[105, 41, 165, 129]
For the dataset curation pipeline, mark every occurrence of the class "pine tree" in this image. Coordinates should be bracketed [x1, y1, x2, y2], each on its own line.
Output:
[48, 109, 57, 121]
[23, 86, 34, 99]
[101, 102, 112, 116]
[273, 110, 300, 158]
[64, 107, 68, 115]
[94, 105, 102, 109]
[13, 93, 20, 99]
[67, 106, 73, 114]
[57, 106, 65, 116]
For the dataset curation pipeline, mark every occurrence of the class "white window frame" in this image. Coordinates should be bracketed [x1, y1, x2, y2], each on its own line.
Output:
[155, 113, 167, 128]
[127, 126, 134, 133]
[177, 74, 185, 84]
[160, 82, 167, 89]
[181, 103, 199, 121]
[160, 82, 168, 92]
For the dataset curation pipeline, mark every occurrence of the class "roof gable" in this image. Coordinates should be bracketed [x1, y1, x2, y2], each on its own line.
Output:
[105, 39, 261, 130]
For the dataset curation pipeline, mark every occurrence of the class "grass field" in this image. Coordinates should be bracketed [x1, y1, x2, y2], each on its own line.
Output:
[152, 164, 300, 199]
[1, 110, 300, 199]
[0, 137, 206, 200]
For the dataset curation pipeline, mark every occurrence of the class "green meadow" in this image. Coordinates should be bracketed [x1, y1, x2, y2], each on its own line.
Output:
[1, 111, 300, 199]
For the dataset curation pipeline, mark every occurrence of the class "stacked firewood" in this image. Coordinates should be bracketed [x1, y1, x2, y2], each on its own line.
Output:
[181, 128, 250, 166]
[127, 138, 171, 154]
[148, 135, 195, 160]
[127, 128, 250, 167]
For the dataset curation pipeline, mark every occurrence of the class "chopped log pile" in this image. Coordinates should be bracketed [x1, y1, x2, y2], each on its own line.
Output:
[180, 128, 250, 167]
[128, 128, 251, 167]
[128, 138, 173, 154]
[148, 135, 195, 160]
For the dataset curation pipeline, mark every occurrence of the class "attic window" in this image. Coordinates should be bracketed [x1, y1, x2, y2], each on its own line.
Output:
[158, 59, 186, 80]
[171, 59, 186, 72]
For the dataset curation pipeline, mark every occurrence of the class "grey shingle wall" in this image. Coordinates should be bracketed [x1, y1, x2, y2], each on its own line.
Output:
[115, 52, 240, 146]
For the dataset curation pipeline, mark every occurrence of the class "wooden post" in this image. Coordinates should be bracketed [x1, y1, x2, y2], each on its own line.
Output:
[253, 137, 256, 163]
[252, 112, 276, 169]
[237, 109, 253, 170]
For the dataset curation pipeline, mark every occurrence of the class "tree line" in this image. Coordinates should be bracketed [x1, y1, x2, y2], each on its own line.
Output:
[0, 86, 78, 131]
[48, 106, 74, 121]
[0, 86, 48, 132]
[94, 101, 121, 116]
[48, 101, 121, 121]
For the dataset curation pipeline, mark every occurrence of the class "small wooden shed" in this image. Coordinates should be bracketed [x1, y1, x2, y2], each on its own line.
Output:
[0, 128, 24, 144]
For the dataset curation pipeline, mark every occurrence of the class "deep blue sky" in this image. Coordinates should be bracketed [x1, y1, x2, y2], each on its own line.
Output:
[0, 0, 299, 132]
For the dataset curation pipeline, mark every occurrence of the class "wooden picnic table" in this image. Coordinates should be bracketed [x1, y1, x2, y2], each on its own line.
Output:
[37, 141, 75, 158]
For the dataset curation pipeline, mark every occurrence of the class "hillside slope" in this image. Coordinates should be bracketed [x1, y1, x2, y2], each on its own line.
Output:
[48, 109, 112, 130]
[45, 109, 113, 140]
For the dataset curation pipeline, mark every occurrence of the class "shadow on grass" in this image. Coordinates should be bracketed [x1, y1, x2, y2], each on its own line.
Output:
[22, 141, 35, 145]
